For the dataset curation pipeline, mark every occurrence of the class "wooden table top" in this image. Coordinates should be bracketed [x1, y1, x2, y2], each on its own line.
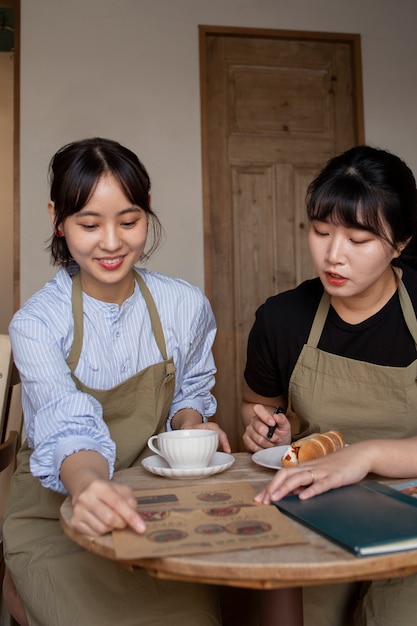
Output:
[60, 452, 417, 590]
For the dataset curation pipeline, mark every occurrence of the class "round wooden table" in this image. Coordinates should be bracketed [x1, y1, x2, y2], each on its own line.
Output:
[60, 452, 417, 590]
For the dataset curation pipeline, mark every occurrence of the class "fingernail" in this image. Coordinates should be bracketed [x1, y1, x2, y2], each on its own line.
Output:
[136, 520, 146, 533]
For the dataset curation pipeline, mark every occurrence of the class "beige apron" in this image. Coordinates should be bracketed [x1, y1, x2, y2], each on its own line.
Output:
[289, 273, 417, 443]
[288, 272, 417, 626]
[4, 272, 220, 626]
[67, 271, 175, 469]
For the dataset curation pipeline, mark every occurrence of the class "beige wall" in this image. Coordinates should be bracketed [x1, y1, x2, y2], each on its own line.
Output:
[0, 51, 13, 332]
[19, 0, 417, 304]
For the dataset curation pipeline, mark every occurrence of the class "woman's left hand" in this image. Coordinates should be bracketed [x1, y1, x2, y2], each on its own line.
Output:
[190, 421, 232, 454]
[171, 408, 232, 453]
[254, 442, 372, 503]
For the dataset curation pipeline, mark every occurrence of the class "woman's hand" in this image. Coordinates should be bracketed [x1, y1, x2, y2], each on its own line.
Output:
[243, 404, 292, 453]
[254, 442, 372, 504]
[190, 421, 232, 454]
[71, 479, 146, 537]
[170, 408, 231, 453]
[60, 450, 146, 537]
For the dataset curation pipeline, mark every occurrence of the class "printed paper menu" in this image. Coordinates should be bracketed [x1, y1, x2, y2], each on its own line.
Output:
[112, 481, 306, 559]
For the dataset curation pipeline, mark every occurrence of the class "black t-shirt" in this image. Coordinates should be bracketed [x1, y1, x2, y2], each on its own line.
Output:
[244, 263, 417, 398]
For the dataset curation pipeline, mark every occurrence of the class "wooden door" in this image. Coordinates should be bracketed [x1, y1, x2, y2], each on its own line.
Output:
[200, 26, 364, 451]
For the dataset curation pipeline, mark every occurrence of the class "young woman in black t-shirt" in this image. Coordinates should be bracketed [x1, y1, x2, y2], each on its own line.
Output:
[243, 145, 417, 626]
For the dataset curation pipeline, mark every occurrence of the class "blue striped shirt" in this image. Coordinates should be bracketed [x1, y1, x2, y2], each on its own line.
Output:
[9, 267, 217, 493]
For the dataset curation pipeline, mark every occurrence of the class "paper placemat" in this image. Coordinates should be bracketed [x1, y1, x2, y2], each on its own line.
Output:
[113, 481, 306, 559]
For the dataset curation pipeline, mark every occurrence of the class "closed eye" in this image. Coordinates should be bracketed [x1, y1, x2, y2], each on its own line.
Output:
[312, 225, 329, 237]
[350, 238, 371, 245]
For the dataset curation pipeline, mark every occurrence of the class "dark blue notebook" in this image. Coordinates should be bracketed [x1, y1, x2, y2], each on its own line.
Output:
[274, 481, 417, 557]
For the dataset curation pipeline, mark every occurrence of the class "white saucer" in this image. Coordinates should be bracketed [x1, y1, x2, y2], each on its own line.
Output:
[142, 451, 235, 478]
[252, 445, 288, 470]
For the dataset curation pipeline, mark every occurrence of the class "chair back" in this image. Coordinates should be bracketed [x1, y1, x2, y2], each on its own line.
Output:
[0, 432, 18, 475]
[0, 336, 27, 625]
[0, 336, 13, 442]
[0, 335, 23, 524]
[1, 429, 24, 624]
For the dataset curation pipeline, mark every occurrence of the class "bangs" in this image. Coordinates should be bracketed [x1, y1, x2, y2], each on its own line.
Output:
[99, 147, 150, 210]
[51, 145, 151, 218]
[59, 167, 101, 215]
[307, 175, 387, 237]
[50, 148, 108, 216]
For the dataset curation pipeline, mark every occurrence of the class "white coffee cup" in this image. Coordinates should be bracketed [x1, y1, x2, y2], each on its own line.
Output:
[147, 429, 219, 469]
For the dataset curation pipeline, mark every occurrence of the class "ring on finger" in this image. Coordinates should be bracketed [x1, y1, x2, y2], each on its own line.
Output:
[307, 469, 315, 484]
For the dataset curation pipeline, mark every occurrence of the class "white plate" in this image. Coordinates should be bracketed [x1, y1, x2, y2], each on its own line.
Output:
[252, 445, 289, 470]
[142, 451, 235, 478]
[252, 442, 349, 470]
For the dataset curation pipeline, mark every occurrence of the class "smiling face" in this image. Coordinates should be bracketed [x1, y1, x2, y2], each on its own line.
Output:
[51, 173, 149, 304]
[308, 219, 401, 303]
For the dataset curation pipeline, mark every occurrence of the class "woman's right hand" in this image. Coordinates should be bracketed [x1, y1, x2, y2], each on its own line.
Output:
[71, 478, 146, 537]
[60, 449, 146, 537]
[242, 403, 292, 453]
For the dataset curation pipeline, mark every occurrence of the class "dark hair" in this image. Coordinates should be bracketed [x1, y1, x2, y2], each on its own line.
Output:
[47, 137, 163, 266]
[306, 145, 417, 267]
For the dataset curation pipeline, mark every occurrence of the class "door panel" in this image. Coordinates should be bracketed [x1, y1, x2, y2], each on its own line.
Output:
[200, 26, 364, 450]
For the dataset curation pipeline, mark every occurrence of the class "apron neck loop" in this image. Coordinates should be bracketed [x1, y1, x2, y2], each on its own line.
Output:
[306, 266, 417, 349]
[66, 270, 169, 372]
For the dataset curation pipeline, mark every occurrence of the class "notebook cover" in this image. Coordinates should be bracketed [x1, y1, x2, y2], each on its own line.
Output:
[274, 481, 417, 557]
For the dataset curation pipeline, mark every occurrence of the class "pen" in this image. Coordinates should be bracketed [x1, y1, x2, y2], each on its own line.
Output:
[267, 406, 283, 439]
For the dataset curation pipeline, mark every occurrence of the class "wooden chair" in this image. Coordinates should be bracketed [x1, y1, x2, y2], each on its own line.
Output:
[0, 335, 13, 440]
[0, 432, 19, 567]
[0, 335, 27, 626]
[0, 432, 18, 474]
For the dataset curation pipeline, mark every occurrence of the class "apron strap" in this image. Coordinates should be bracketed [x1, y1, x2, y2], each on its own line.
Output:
[66, 272, 84, 371]
[306, 266, 417, 349]
[133, 272, 169, 360]
[66, 270, 169, 372]
[306, 291, 330, 347]
[394, 267, 417, 347]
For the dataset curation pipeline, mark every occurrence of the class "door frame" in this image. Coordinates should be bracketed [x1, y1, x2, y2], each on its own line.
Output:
[1, 0, 20, 314]
[13, 0, 20, 313]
